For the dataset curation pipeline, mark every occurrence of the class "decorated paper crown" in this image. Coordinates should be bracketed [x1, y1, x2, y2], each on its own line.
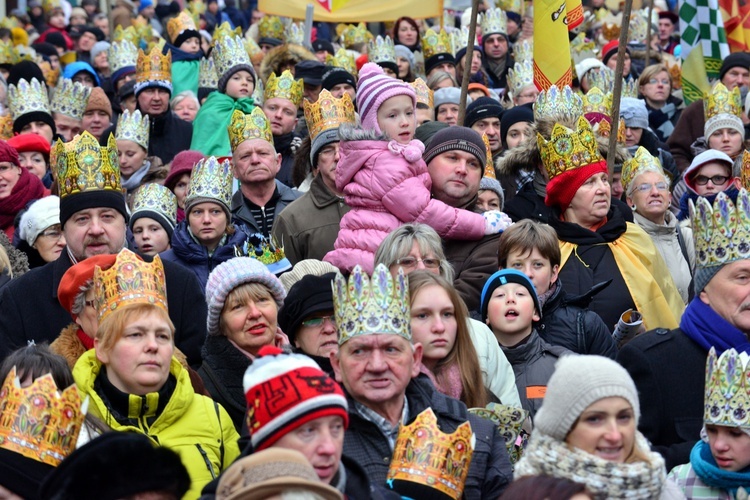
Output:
[0, 40, 15, 65]
[690, 189, 750, 270]
[743, 151, 750, 190]
[513, 39, 533, 63]
[132, 183, 177, 225]
[39, 60, 60, 87]
[387, 408, 475, 500]
[537, 116, 603, 181]
[213, 21, 242, 45]
[264, 70, 304, 107]
[112, 25, 142, 47]
[285, 22, 305, 45]
[421, 29, 454, 59]
[54, 132, 121, 199]
[116, 109, 150, 150]
[43, 0, 62, 13]
[93, 248, 167, 323]
[187, 156, 233, 210]
[8, 78, 50, 122]
[333, 264, 410, 345]
[234, 233, 291, 275]
[410, 78, 433, 108]
[187, 0, 206, 16]
[704, 347, 750, 429]
[582, 86, 612, 116]
[469, 403, 529, 465]
[228, 108, 273, 151]
[258, 15, 285, 41]
[109, 40, 138, 75]
[337, 23, 373, 48]
[533, 85, 583, 122]
[451, 27, 475, 53]
[570, 33, 597, 65]
[621, 146, 665, 192]
[602, 14, 622, 41]
[166, 11, 197, 45]
[245, 37, 263, 60]
[507, 60, 534, 97]
[304, 89, 356, 141]
[136, 46, 172, 85]
[629, 11, 653, 43]
[0, 114, 13, 140]
[482, 133, 494, 177]
[198, 56, 218, 90]
[213, 34, 252, 80]
[49, 78, 90, 121]
[704, 82, 742, 121]
[0, 366, 88, 467]
[481, 7, 508, 36]
[326, 48, 357, 76]
[369, 35, 396, 65]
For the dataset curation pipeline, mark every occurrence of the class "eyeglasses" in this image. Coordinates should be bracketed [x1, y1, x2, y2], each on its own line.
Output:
[634, 181, 669, 192]
[647, 78, 670, 86]
[301, 315, 335, 328]
[39, 229, 64, 241]
[694, 175, 730, 186]
[393, 256, 441, 269]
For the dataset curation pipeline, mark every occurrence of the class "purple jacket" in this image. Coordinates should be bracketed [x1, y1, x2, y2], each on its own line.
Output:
[324, 125, 486, 273]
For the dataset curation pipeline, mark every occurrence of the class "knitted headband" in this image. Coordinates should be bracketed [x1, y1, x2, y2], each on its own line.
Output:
[356, 62, 416, 134]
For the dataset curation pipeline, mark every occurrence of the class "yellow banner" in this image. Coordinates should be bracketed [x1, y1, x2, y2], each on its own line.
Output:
[681, 44, 711, 105]
[258, 0, 443, 22]
[533, 0, 572, 90]
[566, 0, 583, 30]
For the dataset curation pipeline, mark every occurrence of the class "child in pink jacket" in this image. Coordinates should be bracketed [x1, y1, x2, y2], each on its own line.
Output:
[324, 63, 510, 273]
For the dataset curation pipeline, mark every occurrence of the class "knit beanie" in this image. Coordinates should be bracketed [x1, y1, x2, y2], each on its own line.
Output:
[500, 103, 534, 147]
[31, 42, 59, 60]
[243, 345, 349, 451]
[356, 62, 416, 134]
[19, 195, 60, 246]
[279, 259, 339, 292]
[601, 40, 630, 66]
[423, 126, 486, 166]
[310, 127, 341, 165]
[57, 253, 118, 318]
[456, 45, 483, 68]
[7, 60, 44, 87]
[164, 150, 204, 190]
[205, 257, 287, 336]
[433, 87, 462, 110]
[277, 273, 336, 344]
[575, 57, 606, 81]
[414, 120, 449, 146]
[464, 96, 503, 128]
[534, 355, 640, 440]
[719, 52, 750, 81]
[480, 269, 541, 323]
[84, 87, 113, 119]
[424, 53, 457, 76]
[479, 177, 505, 210]
[545, 159, 608, 210]
[312, 39, 335, 56]
[0, 140, 20, 167]
[322, 67, 356, 92]
[619, 97, 649, 129]
[90, 41, 111, 63]
[12, 110, 56, 136]
[394, 44, 415, 68]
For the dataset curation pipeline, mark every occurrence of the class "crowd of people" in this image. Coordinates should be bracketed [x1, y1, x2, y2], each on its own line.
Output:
[0, 0, 749, 498]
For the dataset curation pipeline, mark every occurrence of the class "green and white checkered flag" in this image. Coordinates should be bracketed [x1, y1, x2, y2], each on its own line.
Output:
[679, 0, 730, 104]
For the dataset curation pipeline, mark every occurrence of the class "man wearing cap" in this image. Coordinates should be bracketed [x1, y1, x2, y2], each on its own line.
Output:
[656, 11, 679, 55]
[296, 60, 327, 103]
[82, 87, 113, 141]
[75, 27, 105, 65]
[331, 265, 512, 497]
[668, 53, 750, 172]
[312, 39, 335, 63]
[465, 96, 504, 155]
[322, 68, 357, 104]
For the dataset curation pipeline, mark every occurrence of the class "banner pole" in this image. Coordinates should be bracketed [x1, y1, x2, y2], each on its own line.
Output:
[458, 0, 481, 125]
[607, 0, 633, 181]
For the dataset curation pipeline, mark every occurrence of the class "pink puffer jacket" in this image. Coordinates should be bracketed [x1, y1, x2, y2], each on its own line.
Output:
[324, 125, 486, 274]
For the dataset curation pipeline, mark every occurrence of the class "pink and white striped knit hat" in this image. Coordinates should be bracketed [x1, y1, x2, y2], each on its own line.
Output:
[356, 62, 416, 134]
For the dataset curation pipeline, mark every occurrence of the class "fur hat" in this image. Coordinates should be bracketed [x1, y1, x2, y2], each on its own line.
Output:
[164, 150, 204, 190]
[356, 62, 416, 134]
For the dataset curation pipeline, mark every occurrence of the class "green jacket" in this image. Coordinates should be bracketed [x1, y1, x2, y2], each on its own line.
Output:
[190, 91, 254, 157]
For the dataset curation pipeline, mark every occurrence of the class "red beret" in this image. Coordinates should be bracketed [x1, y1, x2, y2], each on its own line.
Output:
[57, 254, 120, 318]
[7, 133, 52, 156]
[0, 140, 20, 167]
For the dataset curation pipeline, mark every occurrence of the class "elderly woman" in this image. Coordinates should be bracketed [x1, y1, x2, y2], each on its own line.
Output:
[515, 355, 683, 499]
[374, 223, 521, 408]
[198, 257, 289, 431]
[639, 64, 683, 143]
[72, 249, 240, 499]
[171, 90, 201, 123]
[16, 196, 65, 268]
[623, 148, 694, 304]
[540, 117, 684, 332]
[0, 140, 45, 240]
[6, 132, 52, 187]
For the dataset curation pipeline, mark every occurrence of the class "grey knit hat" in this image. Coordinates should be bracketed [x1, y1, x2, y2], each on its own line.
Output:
[479, 176, 505, 210]
[620, 97, 649, 129]
[534, 355, 641, 441]
[423, 126, 486, 166]
[434, 87, 466, 110]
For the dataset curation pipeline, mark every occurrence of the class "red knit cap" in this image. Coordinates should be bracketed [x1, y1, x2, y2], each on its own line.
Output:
[57, 254, 121, 318]
[7, 133, 51, 156]
[545, 160, 609, 210]
[0, 140, 20, 167]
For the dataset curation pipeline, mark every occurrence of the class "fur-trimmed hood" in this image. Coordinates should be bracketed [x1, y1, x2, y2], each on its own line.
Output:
[338, 122, 388, 142]
[259, 43, 317, 86]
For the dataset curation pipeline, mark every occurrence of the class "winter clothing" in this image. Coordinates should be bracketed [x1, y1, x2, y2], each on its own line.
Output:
[165, 150, 204, 190]
[669, 461, 733, 500]
[84, 86, 111, 117]
[165, 43, 202, 97]
[56, 253, 117, 319]
[500, 104, 534, 148]
[259, 44, 317, 89]
[646, 95, 683, 143]
[468, 318, 522, 407]
[230, 182, 300, 237]
[719, 52, 750, 81]
[123, 157, 169, 208]
[669, 441, 750, 499]
[279, 259, 339, 292]
[464, 97, 503, 128]
[668, 99, 708, 173]
[189, 92, 254, 157]
[423, 126, 487, 166]
[481, 268, 541, 322]
[273, 131, 300, 188]
[356, 63, 416, 135]
[124, 108, 193, 166]
[433, 87, 463, 109]
[18, 195, 59, 247]
[601, 40, 631, 66]
[0, 167, 46, 240]
[72, 350, 240, 500]
[620, 97, 650, 129]
[277, 272, 336, 345]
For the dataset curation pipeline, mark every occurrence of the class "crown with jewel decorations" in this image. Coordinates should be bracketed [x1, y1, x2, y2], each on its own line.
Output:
[8, 78, 50, 122]
[135, 47, 172, 93]
[337, 23, 373, 48]
[469, 403, 529, 465]
[213, 21, 243, 46]
[507, 60, 534, 98]
[304, 89, 356, 141]
[533, 85, 583, 123]
[0, 115, 12, 140]
[629, 10, 654, 44]
[326, 48, 357, 76]
[602, 13, 622, 41]
[50, 78, 91, 121]
[166, 11, 198, 45]
[234, 233, 291, 275]
[94, 248, 167, 323]
[245, 37, 263, 60]
[481, 7, 508, 36]
[451, 27, 476, 53]
[285, 21, 305, 45]
[513, 39, 533, 63]
[621, 146, 665, 193]
[690, 189, 750, 270]
[333, 264, 411, 345]
[213, 34, 252, 81]
[387, 408, 475, 500]
[109, 40, 138, 74]
[0, 366, 88, 467]
[369, 35, 396, 65]
[199, 56, 218, 89]
[582, 86, 612, 117]
[258, 15, 285, 41]
[228, 108, 273, 151]
[410, 78, 433, 108]
[112, 25, 142, 47]
[186, 156, 233, 211]
[53, 132, 121, 199]
[538, 116, 603, 181]
[743, 151, 750, 190]
[421, 28, 454, 59]
[704, 82, 742, 121]
[704, 347, 750, 429]
[132, 183, 176, 228]
[264, 70, 303, 107]
[116, 109, 150, 150]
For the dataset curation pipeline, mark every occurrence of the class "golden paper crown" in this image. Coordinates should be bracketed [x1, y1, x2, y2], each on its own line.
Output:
[136, 47, 171, 85]
[94, 248, 168, 323]
[533, 85, 583, 122]
[513, 39, 533, 63]
[602, 20, 621, 41]
[213, 21, 242, 46]
[199, 56, 218, 89]
[326, 48, 357, 76]
[469, 403, 529, 465]
[54, 132, 121, 199]
[421, 29, 454, 59]
[50, 78, 91, 121]
[264, 70, 303, 107]
[116, 109, 150, 150]
[668, 60, 682, 90]
[690, 189, 750, 270]
[228, 107, 273, 151]
[258, 15, 285, 41]
[537, 116, 603, 181]
[582, 86, 613, 116]
[39, 61, 60, 87]
[132, 182, 177, 226]
[387, 408, 475, 500]
[704, 82, 742, 121]
[481, 7, 508, 37]
[410, 78, 433, 108]
[368, 35, 396, 65]
[245, 37, 263, 59]
[43, 0, 61, 14]
[0, 366, 88, 467]
[337, 23, 373, 48]
[186, 156, 233, 211]
[621, 146, 665, 192]
[743, 151, 750, 190]
[167, 11, 198, 45]
[507, 59, 534, 98]
[8, 78, 50, 122]
[213, 34, 252, 80]
[0, 40, 19, 66]
[704, 347, 750, 429]
[0, 114, 13, 140]
[303, 89, 356, 141]
[234, 233, 291, 275]
[482, 133, 494, 178]
[333, 264, 410, 345]
[285, 22, 305, 45]
[451, 27, 475, 53]
[109, 40, 138, 76]
[112, 25, 142, 47]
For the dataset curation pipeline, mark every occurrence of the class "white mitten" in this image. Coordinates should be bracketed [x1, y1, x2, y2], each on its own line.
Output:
[483, 210, 513, 234]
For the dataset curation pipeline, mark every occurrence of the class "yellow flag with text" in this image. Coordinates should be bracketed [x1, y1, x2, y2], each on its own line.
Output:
[258, 0, 442, 22]
[534, 0, 573, 90]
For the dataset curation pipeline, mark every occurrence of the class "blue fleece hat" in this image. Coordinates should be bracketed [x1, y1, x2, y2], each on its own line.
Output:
[480, 269, 541, 322]
[62, 61, 101, 86]
[138, 0, 153, 12]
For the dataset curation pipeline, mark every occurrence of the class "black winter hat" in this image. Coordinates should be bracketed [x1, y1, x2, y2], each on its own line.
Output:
[464, 96, 504, 128]
[322, 67, 356, 91]
[295, 60, 327, 86]
[415, 120, 449, 146]
[500, 102, 534, 147]
[7, 60, 44, 87]
[719, 52, 750, 81]
[424, 52, 456, 76]
[312, 39, 335, 56]
[0, 447, 53, 500]
[423, 126, 486, 166]
[277, 272, 336, 345]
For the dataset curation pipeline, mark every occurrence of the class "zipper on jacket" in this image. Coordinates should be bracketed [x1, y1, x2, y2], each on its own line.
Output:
[196, 443, 217, 479]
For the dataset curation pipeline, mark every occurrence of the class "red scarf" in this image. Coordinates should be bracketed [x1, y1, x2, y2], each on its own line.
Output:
[0, 168, 45, 232]
[76, 327, 95, 350]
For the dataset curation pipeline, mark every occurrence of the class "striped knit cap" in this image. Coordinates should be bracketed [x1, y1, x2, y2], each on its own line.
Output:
[356, 62, 416, 134]
[243, 346, 349, 451]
